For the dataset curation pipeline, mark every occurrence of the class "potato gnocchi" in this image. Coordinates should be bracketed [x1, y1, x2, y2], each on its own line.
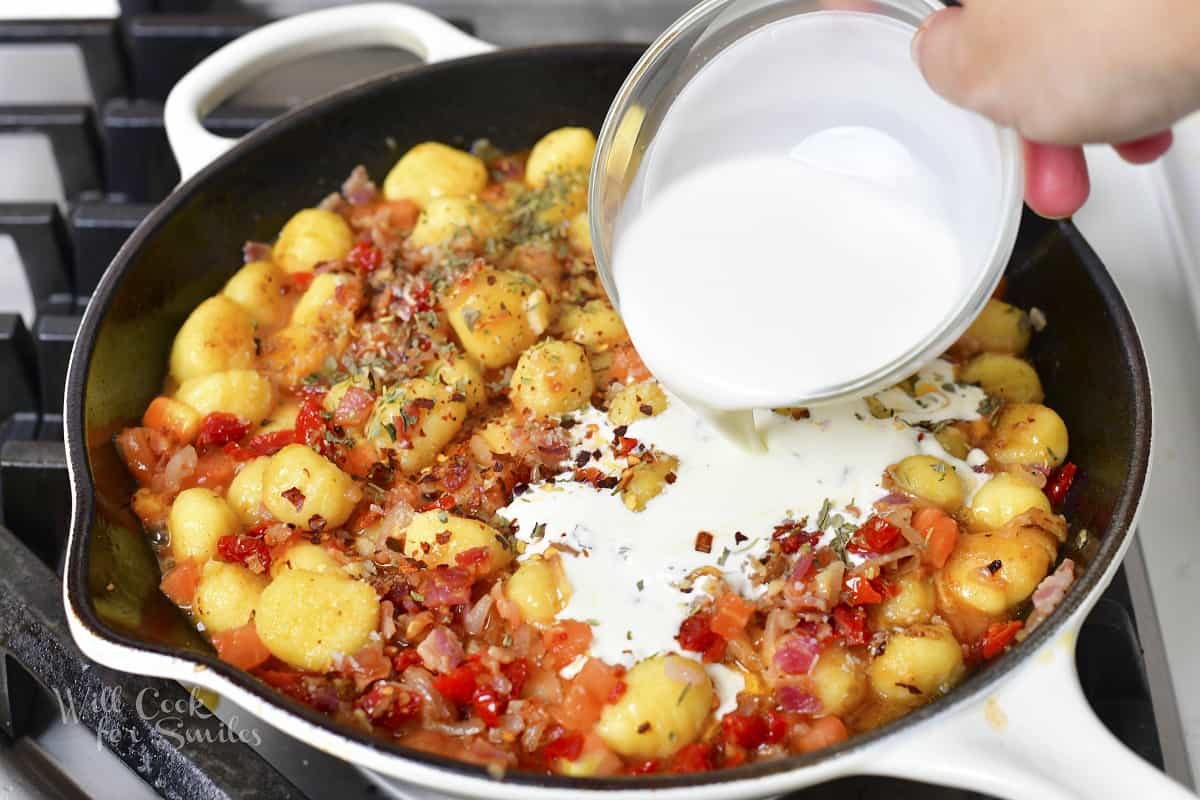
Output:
[118, 131, 1078, 778]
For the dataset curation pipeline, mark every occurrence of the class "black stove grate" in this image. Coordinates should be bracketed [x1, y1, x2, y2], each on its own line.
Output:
[0, 3, 1190, 798]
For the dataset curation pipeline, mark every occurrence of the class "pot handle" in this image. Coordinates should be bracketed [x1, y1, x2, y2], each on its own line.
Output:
[163, 2, 494, 182]
[863, 620, 1195, 799]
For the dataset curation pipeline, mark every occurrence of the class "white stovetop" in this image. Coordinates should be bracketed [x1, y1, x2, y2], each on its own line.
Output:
[1074, 112, 1200, 783]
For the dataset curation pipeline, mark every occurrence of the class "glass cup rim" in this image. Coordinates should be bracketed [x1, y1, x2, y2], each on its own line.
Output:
[588, 0, 1025, 407]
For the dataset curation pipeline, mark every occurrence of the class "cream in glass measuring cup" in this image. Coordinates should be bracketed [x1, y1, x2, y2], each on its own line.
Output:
[598, 7, 1023, 449]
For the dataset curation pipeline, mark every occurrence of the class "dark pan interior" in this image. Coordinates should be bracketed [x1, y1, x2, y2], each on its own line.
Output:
[66, 45, 1150, 791]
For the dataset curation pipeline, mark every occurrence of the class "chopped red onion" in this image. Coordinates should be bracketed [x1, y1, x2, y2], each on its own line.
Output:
[776, 685, 822, 714]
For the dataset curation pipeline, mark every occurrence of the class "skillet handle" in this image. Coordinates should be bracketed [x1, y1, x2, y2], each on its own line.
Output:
[163, 2, 494, 182]
[863, 619, 1196, 799]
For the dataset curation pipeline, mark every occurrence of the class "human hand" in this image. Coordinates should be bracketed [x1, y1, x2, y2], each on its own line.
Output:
[912, 0, 1200, 218]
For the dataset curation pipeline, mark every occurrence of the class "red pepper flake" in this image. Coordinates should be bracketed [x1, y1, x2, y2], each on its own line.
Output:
[608, 679, 627, 703]
[282, 487, 306, 511]
[1045, 462, 1078, 505]
[734, 531, 747, 544]
[694, 531, 714, 554]
[615, 436, 639, 456]
[665, 472, 677, 485]
[308, 514, 327, 532]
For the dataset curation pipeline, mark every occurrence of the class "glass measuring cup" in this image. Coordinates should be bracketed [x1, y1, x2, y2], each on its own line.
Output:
[588, 0, 1024, 411]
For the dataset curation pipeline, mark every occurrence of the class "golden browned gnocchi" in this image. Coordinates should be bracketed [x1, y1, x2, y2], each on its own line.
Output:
[867, 623, 966, 705]
[222, 260, 288, 328]
[193, 561, 268, 633]
[262, 444, 359, 528]
[168, 487, 239, 563]
[169, 296, 257, 382]
[383, 141, 487, 206]
[595, 655, 713, 759]
[889, 454, 965, 511]
[254, 569, 379, 671]
[510, 339, 594, 416]
[119, 137, 1079, 778]
[444, 268, 552, 368]
[398, 511, 512, 576]
[272, 208, 353, 273]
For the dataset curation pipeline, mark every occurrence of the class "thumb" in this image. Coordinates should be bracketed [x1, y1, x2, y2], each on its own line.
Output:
[912, 7, 985, 112]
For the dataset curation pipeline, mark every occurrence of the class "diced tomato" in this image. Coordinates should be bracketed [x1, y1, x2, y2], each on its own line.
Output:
[211, 623, 271, 670]
[216, 534, 272, 573]
[433, 664, 478, 705]
[225, 429, 296, 460]
[418, 493, 456, 513]
[978, 620, 1023, 660]
[556, 682, 604, 730]
[574, 658, 623, 704]
[912, 506, 959, 569]
[543, 620, 593, 670]
[348, 241, 384, 273]
[608, 343, 652, 384]
[856, 515, 902, 553]
[342, 440, 380, 479]
[764, 710, 789, 744]
[676, 611, 726, 661]
[159, 559, 200, 605]
[357, 681, 423, 730]
[183, 449, 237, 489]
[710, 592, 756, 640]
[721, 713, 768, 749]
[472, 688, 508, 727]
[195, 412, 250, 448]
[542, 728, 584, 761]
[502, 658, 530, 697]
[392, 648, 423, 674]
[670, 742, 714, 773]
[1045, 462, 1078, 506]
[294, 395, 328, 446]
[793, 715, 849, 753]
[842, 574, 883, 606]
[291, 271, 314, 290]
[831, 604, 869, 647]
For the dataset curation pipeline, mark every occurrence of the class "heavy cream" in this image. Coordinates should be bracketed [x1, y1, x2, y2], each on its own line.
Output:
[503, 361, 987, 713]
[608, 12, 985, 445]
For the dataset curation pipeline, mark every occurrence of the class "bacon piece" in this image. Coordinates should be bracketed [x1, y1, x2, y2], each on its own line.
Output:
[417, 626, 464, 675]
[333, 386, 376, 427]
[1025, 559, 1076, 631]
